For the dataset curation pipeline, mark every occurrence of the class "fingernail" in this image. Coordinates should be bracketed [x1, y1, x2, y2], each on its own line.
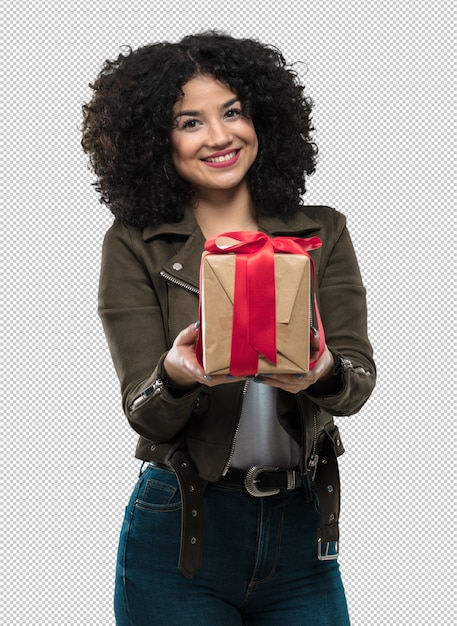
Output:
[294, 374, 304, 379]
[226, 374, 236, 379]
[194, 320, 200, 330]
[253, 377, 265, 383]
[203, 374, 212, 381]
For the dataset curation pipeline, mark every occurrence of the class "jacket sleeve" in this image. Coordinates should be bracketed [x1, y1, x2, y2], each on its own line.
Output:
[304, 209, 376, 415]
[98, 222, 201, 443]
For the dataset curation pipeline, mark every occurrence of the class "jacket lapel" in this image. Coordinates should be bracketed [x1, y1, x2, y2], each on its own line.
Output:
[141, 206, 322, 290]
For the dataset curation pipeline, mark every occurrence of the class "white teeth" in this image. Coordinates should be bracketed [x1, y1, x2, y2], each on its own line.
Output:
[205, 150, 237, 163]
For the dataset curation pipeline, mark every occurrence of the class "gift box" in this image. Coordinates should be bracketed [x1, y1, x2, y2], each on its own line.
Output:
[197, 232, 323, 377]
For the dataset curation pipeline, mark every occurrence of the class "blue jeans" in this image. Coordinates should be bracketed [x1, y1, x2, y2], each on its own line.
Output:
[114, 465, 350, 625]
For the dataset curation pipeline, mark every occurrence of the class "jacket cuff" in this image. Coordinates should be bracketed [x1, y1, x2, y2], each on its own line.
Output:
[156, 353, 202, 399]
[305, 351, 375, 416]
[127, 353, 202, 415]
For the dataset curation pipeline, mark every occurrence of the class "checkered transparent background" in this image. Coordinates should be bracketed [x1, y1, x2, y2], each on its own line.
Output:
[2, 1, 455, 624]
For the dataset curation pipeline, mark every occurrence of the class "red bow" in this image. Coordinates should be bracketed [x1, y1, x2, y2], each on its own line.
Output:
[200, 231, 324, 376]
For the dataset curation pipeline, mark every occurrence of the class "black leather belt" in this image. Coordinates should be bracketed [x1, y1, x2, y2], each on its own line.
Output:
[219, 465, 304, 497]
[151, 442, 341, 578]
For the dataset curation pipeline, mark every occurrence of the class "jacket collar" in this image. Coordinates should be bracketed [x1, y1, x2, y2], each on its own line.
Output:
[143, 206, 322, 292]
[142, 207, 200, 240]
[258, 210, 321, 236]
[142, 206, 321, 241]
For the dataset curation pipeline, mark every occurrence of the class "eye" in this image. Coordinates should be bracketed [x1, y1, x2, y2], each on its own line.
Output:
[225, 108, 242, 119]
[178, 118, 201, 131]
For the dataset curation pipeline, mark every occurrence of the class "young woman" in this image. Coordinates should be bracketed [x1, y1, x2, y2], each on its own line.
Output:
[82, 32, 376, 625]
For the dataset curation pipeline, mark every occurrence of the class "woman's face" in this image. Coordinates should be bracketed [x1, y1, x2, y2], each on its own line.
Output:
[169, 75, 258, 195]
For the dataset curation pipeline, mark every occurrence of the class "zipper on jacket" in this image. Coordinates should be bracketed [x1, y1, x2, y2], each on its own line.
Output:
[307, 405, 320, 481]
[129, 269, 199, 413]
[222, 380, 250, 476]
[334, 356, 371, 377]
[160, 270, 200, 346]
[308, 255, 317, 330]
[129, 378, 165, 412]
[296, 396, 319, 479]
[160, 270, 200, 295]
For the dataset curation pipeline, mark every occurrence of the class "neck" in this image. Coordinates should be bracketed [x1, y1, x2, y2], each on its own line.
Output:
[193, 186, 258, 240]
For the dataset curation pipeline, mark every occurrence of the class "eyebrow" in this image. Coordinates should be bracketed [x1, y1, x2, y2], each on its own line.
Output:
[174, 97, 240, 119]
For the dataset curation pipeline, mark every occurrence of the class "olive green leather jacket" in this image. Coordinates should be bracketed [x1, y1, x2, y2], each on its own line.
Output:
[98, 205, 376, 576]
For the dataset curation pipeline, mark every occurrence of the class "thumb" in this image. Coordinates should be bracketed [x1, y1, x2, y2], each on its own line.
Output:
[174, 320, 200, 346]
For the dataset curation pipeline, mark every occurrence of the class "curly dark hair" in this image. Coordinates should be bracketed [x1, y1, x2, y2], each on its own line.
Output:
[81, 31, 317, 227]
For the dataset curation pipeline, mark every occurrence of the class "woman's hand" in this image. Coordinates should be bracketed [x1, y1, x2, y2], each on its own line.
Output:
[253, 330, 339, 395]
[164, 324, 339, 395]
[163, 322, 245, 389]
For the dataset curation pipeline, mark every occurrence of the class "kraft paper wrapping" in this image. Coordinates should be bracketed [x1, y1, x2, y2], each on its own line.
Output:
[200, 254, 310, 375]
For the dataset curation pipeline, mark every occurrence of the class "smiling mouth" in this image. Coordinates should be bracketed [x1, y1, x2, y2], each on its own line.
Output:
[202, 149, 239, 163]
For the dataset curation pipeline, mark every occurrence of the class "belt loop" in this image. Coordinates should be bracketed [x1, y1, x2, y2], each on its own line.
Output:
[138, 460, 147, 477]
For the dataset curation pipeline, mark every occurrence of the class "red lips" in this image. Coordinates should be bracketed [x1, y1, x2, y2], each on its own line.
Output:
[201, 149, 241, 168]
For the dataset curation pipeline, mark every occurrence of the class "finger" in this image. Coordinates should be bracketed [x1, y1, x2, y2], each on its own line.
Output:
[201, 373, 247, 387]
[256, 372, 318, 393]
[259, 378, 309, 393]
[174, 321, 200, 346]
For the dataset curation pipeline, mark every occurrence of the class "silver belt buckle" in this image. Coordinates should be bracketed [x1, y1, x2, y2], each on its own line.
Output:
[317, 538, 339, 561]
[244, 465, 280, 497]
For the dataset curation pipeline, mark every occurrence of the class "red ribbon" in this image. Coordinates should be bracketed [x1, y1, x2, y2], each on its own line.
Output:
[200, 231, 324, 376]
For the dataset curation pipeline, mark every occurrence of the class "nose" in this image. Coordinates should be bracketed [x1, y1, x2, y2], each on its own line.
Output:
[206, 119, 232, 147]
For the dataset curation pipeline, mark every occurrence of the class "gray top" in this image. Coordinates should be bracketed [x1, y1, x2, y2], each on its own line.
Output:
[230, 382, 300, 470]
